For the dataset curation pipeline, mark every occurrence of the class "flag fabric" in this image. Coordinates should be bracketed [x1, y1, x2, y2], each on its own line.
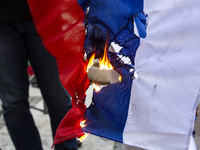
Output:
[28, 0, 200, 150]
[28, 0, 90, 145]
[122, 1, 200, 149]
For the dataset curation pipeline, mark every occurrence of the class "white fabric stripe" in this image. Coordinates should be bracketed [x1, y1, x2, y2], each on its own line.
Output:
[189, 136, 197, 150]
[123, 0, 200, 150]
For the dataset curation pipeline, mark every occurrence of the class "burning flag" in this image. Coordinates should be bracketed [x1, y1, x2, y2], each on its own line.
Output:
[27, 0, 200, 150]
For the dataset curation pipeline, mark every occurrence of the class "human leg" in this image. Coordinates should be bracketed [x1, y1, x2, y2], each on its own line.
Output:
[0, 22, 43, 150]
[25, 21, 77, 150]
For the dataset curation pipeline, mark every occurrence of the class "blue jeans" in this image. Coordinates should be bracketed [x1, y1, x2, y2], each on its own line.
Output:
[0, 21, 77, 150]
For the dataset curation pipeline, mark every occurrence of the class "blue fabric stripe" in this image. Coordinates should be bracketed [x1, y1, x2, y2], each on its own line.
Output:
[79, 0, 144, 143]
[83, 68, 133, 142]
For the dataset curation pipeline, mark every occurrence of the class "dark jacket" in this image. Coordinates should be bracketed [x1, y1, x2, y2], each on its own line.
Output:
[0, 0, 32, 22]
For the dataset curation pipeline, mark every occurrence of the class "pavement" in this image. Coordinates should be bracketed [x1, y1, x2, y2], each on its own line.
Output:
[0, 84, 200, 150]
[0, 84, 122, 150]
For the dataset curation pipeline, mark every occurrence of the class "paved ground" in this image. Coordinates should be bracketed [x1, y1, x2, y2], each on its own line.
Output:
[0, 85, 121, 150]
[0, 85, 199, 150]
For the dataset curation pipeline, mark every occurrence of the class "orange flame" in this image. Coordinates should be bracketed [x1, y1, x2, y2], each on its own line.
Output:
[118, 75, 122, 82]
[78, 132, 90, 142]
[93, 82, 100, 92]
[78, 120, 89, 142]
[87, 53, 95, 72]
[80, 120, 86, 128]
[99, 41, 113, 70]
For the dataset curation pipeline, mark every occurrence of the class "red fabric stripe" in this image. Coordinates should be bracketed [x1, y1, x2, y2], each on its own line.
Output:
[27, 0, 90, 147]
[28, 0, 89, 97]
